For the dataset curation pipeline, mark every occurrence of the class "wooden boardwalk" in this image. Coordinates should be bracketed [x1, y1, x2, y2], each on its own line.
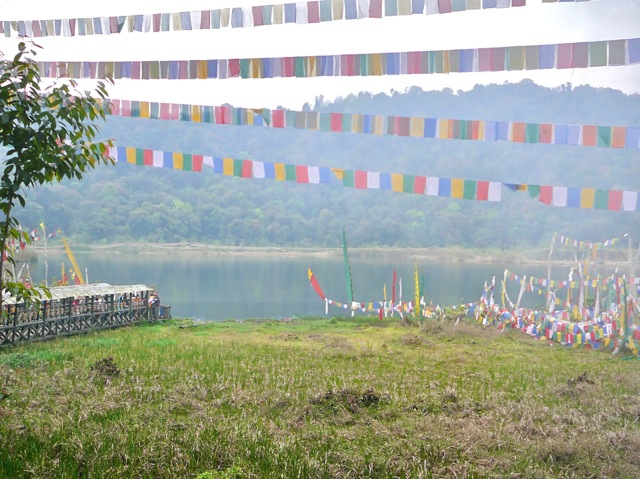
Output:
[0, 284, 171, 347]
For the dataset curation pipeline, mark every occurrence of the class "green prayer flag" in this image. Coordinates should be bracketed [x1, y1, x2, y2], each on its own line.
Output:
[507, 46, 524, 71]
[202, 106, 214, 123]
[285, 110, 296, 128]
[130, 101, 140, 117]
[597, 126, 612, 147]
[386, 0, 398, 16]
[527, 185, 540, 198]
[342, 113, 352, 133]
[182, 154, 193, 171]
[594, 189, 609, 209]
[319, 112, 331, 132]
[589, 41, 607, 67]
[294, 57, 306, 77]
[429, 51, 443, 73]
[525, 123, 539, 143]
[180, 104, 189, 122]
[463, 180, 477, 200]
[149, 61, 160, 79]
[233, 159, 243, 177]
[320, 0, 332, 21]
[284, 164, 297, 181]
[239, 59, 250, 78]
[403, 175, 414, 194]
[342, 170, 354, 188]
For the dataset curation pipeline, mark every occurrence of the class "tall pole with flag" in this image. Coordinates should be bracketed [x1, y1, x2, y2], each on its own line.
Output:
[342, 228, 354, 314]
[414, 263, 420, 318]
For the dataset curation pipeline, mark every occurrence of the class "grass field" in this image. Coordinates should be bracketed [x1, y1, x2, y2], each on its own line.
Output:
[1, 317, 639, 478]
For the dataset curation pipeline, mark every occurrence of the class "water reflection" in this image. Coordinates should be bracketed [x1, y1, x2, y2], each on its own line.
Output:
[29, 251, 616, 321]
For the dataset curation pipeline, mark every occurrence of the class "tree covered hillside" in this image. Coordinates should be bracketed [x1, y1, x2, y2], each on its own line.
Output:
[12, 81, 640, 249]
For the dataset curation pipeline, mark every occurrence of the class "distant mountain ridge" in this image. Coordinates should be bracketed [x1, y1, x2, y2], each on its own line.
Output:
[13, 81, 640, 249]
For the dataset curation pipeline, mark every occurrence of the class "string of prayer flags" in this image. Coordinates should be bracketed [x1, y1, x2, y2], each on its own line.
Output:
[108, 145, 640, 212]
[556, 233, 628, 250]
[0, 1, 530, 39]
[37, 38, 640, 80]
[503, 268, 638, 291]
[102, 98, 640, 149]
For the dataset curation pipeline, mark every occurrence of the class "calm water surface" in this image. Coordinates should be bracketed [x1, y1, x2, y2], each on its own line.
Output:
[29, 251, 614, 321]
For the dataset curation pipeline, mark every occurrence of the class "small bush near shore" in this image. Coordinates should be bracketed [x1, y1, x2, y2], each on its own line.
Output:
[1, 317, 639, 478]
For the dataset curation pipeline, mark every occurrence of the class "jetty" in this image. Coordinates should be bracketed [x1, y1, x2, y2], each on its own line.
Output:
[0, 283, 171, 347]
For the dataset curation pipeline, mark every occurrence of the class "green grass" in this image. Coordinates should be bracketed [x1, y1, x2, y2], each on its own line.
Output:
[1, 317, 639, 478]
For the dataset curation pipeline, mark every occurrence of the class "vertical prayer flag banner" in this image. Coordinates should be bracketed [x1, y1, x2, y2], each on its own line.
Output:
[37, 38, 640, 80]
[1, 1, 528, 39]
[109, 145, 639, 212]
[102, 98, 640, 150]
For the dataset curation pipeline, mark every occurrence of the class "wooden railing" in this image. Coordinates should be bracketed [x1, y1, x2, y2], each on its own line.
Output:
[0, 290, 170, 347]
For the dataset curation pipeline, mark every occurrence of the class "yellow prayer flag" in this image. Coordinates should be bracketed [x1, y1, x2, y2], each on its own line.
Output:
[308, 57, 316, 77]
[140, 101, 150, 119]
[410, 117, 424, 137]
[274, 163, 286, 181]
[126, 147, 136, 163]
[580, 188, 595, 209]
[372, 53, 383, 76]
[172, 152, 183, 170]
[198, 60, 208, 79]
[391, 173, 403, 192]
[443, 50, 450, 73]
[373, 115, 384, 135]
[223, 157, 234, 176]
[331, 168, 344, 180]
[438, 119, 449, 139]
[451, 178, 464, 198]
[191, 105, 201, 123]
[478, 121, 485, 140]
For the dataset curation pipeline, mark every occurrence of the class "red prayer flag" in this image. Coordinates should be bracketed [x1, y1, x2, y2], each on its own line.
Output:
[296, 165, 309, 183]
[242, 160, 252, 178]
[308, 2, 320, 23]
[308, 268, 326, 300]
[355, 171, 368, 189]
[192, 155, 204, 172]
[414, 176, 426, 195]
[477, 181, 489, 200]
[582, 125, 597, 146]
[608, 190, 623, 211]
[512, 122, 526, 142]
[272, 109, 285, 128]
[539, 186, 553, 205]
[611, 126, 626, 148]
[330, 113, 343, 132]
[143, 149, 153, 166]
[539, 124, 553, 143]
[228, 59, 240, 77]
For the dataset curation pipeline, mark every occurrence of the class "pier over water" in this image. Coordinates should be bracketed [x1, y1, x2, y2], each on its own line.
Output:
[0, 284, 171, 347]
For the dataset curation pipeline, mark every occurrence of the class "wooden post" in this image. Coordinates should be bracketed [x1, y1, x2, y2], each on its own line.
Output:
[547, 233, 555, 311]
[629, 235, 637, 303]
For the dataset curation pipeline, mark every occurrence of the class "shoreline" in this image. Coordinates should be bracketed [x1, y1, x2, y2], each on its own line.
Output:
[28, 242, 632, 266]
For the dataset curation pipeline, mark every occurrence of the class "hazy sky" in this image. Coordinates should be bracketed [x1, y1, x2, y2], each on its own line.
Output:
[1, 0, 639, 108]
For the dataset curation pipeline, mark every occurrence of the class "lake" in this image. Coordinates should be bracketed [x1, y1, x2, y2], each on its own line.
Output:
[25, 250, 616, 321]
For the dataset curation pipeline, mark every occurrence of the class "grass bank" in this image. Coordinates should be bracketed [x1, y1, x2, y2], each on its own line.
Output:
[1, 317, 639, 478]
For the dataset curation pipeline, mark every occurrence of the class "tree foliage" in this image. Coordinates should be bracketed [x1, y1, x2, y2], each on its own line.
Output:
[0, 42, 113, 307]
[8, 81, 640, 251]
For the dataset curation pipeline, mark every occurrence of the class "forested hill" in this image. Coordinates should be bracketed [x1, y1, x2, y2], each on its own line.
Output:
[13, 81, 640, 249]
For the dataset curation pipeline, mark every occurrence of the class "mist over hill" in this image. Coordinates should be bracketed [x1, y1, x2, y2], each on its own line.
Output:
[13, 81, 640, 249]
